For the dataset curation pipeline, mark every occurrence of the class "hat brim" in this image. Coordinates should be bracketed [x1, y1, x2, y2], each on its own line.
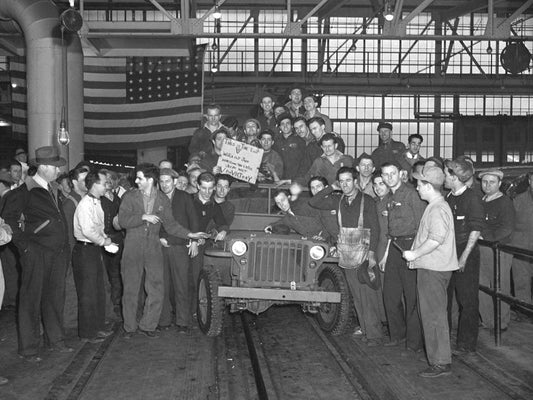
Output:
[412, 171, 424, 181]
[356, 260, 381, 290]
[29, 157, 66, 167]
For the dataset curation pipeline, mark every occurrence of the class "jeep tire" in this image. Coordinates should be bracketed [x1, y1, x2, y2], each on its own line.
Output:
[315, 264, 353, 335]
[197, 267, 225, 336]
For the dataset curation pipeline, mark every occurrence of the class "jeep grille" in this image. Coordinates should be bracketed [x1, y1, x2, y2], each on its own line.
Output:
[247, 239, 310, 284]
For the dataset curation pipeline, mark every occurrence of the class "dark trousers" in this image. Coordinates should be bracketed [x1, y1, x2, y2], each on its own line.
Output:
[18, 243, 67, 356]
[190, 244, 206, 317]
[160, 245, 191, 327]
[72, 243, 106, 339]
[103, 245, 123, 306]
[447, 243, 480, 351]
[383, 238, 422, 350]
[0, 244, 19, 307]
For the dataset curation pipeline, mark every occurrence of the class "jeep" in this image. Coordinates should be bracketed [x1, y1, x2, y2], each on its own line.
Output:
[196, 184, 353, 336]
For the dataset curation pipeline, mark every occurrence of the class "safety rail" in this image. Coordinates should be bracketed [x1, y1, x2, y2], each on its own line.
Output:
[478, 239, 533, 346]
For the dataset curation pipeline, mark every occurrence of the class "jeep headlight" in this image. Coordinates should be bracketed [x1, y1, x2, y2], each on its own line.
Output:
[231, 240, 248, 256]
[309, 245, 326, 260]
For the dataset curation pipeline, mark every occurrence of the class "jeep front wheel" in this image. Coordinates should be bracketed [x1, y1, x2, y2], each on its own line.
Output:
[197, 268, 225, 336]
[315, 264, 353, 335]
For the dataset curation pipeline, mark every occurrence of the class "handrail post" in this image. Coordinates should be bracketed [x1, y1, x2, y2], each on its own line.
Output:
[494, 244, 501, 346]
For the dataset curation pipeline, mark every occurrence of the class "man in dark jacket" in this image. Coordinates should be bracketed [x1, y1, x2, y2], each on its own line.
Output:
[158, 169, 200, 332]
[2, 146, 72, 362]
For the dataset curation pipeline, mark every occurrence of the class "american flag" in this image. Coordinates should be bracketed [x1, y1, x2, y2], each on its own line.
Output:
[85, 44, 206, 149]
[9, 45, 205, 149]
[9, 56, 27, 139]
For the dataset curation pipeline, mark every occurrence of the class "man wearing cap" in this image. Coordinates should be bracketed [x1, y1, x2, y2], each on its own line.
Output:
[2, 146, 72, 361]
[273, 113, 306, 181]
[444, 157, 485, 354]
[158, 168, 200, 333]
[511, 172, 533, 306]
[14, 147, 29, 182]
[256, 93, 278, 133]
[371, 122, 407, 169]
[380, 161, 425, 352]
[284, 87, 306, 118]
[303, 94, 333, 133]
[293, 116, 321, 176]
[188, 103, 224, 157]
[403, 165, 458, 378]
[478, 168, 515, 331]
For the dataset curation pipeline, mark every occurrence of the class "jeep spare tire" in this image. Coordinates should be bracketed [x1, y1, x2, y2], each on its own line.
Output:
[315, 264, 353, 335]
[197, 268, 225, 336]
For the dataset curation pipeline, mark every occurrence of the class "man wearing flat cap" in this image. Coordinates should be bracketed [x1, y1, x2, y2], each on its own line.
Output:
[403, 165, 458, 378]
[478, 168, 515, 331]
[2, 146, 72, 362]
[443, 156, 485, 355]
[371, 122, 407, 169]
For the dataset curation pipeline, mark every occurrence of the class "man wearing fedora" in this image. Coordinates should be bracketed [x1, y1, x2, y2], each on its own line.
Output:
[371, 122, 407, 169]
[2, 146, 72, 362]
[403, 165, 458, 378]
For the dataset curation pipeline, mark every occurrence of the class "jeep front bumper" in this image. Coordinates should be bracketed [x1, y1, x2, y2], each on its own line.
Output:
[218, 287, 341, 303]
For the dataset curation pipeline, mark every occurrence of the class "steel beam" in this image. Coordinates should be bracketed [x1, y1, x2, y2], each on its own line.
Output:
[80, 21, 533, 40]
[217, 14, 253, 65]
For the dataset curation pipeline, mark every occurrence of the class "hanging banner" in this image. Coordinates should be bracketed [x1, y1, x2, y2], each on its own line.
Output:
[217, 138, 263, 184]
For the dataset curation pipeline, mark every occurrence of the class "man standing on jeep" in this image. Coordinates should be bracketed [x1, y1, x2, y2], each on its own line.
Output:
[309, 167, 383, 346]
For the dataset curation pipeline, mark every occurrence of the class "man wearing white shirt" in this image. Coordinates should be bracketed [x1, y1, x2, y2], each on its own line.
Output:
[72, 170, 114, 343]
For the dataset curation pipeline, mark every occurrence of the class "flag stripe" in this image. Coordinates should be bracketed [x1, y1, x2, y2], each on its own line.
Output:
[85, 121, 199, 136]
[10, 56, 27, 135]
[84, 105, 200, 121]
[85, 126, 195, 143]
[85, 111, 200, 128]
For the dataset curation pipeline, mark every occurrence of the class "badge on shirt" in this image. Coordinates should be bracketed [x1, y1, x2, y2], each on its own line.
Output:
[202, 210, 206, 216]
[330, 210, 337, 215]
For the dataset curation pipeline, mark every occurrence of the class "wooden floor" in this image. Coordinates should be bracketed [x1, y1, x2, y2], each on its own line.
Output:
[0, 306, 532, 400]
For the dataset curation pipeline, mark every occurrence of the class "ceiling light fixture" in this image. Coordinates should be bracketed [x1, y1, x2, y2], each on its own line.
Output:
[213, 4, 222, 20]
[211, 64, 218, 73]
[384, 1, 394, 22]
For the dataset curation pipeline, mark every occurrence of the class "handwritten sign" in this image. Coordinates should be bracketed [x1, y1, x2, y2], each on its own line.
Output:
[217, 138, 263, 184]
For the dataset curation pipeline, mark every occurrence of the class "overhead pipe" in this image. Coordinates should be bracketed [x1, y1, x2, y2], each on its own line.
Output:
[0, 0, 84, 168]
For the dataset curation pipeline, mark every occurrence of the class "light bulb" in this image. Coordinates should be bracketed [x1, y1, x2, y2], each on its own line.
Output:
[11, 82, 17, 88]
[384, 1, 394, 21]
[486, 43, 493, 54]
[69, 0, 75, 7]
[211, 64, 218, 73]
[58, 124, 70, 145]
[213, 5, 221, 20]
[212, 42, 218, 51]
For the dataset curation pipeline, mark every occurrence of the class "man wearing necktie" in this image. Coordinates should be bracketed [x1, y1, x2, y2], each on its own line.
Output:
[2, 146, 72, 362]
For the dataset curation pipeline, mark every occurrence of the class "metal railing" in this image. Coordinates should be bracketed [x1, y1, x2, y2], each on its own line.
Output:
[478, 239, 533, 346]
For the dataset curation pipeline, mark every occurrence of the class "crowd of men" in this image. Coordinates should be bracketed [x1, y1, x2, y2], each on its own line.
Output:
[0, 86, 531, 383]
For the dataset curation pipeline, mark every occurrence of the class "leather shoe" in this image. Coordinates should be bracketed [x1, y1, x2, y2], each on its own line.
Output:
[418, 364, 452, 378]
[384, 338, 406, 347]
[85, 337, 105, 344]
[122, 330, 135, 339]
[157, 325, 172, 331]
[0, 376, 8, 385]
[49, 342, 74, 353]
[96, 330, 114, 338]
[19, 354, 42, 363]
[366, 338, 383, 347]
[176, 325, 190, 334]
[137, 329, 160, 338]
